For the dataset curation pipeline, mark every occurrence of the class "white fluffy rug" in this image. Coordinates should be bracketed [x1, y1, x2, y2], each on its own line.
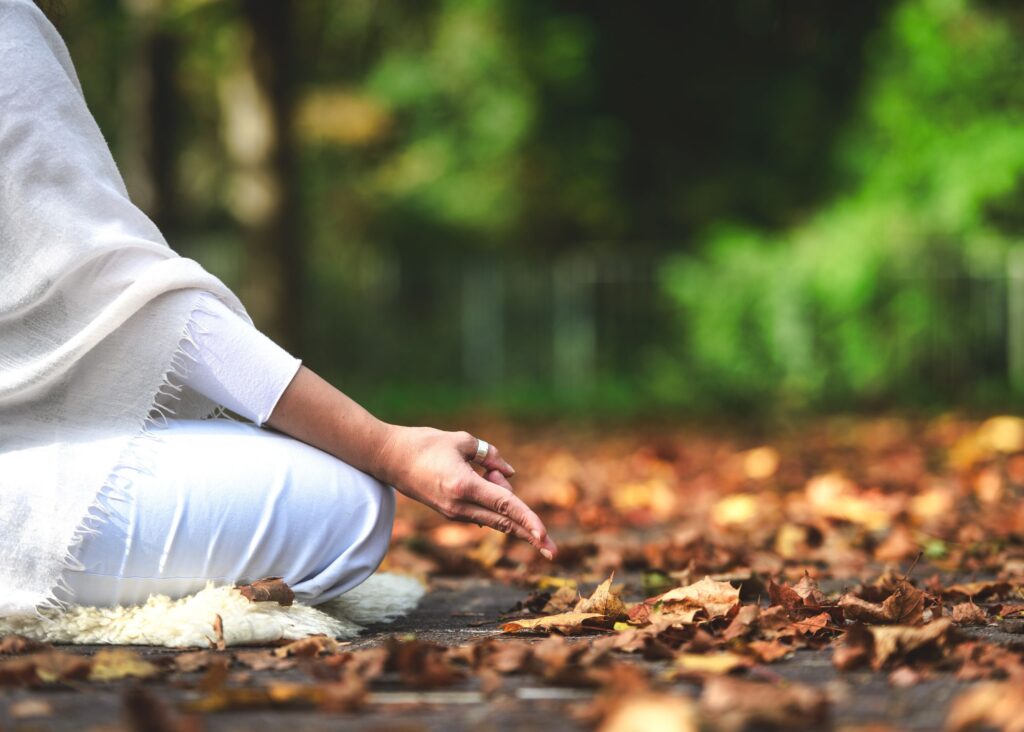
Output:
[0, 573, 425, 648]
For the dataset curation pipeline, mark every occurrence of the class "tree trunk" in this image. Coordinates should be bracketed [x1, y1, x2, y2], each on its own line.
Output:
[222, 0, 301, 350]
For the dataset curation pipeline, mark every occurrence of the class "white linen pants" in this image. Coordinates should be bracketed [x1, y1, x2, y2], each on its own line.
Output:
[56, 294, 396, 608]
[59, 419, 396, 608]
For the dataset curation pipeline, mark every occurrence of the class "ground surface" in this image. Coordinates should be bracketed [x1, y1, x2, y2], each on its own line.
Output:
[0, 574, 1021, 731]
[2, 415, 1024, 730]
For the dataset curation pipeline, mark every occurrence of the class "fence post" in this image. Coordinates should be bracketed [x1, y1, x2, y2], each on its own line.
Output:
[552, 255, 596, 394]
[1007, 247, 1024, 393]
[461, 261, 505, 389]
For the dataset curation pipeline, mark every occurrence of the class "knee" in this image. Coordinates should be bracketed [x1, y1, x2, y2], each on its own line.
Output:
[356, 478, 395, 569]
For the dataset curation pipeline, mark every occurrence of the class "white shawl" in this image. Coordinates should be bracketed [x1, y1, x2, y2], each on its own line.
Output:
[0, 0, 245, 615]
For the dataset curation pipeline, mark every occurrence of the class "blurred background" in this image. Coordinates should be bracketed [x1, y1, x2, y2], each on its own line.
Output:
[52, 0, 1024, 420]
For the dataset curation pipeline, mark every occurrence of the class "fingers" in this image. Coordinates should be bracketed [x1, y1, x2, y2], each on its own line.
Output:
[480, 443, 516, 477]
[465, 471, 558, 560]
[456, 431, 515, 477]
[454, 504, 537, 546]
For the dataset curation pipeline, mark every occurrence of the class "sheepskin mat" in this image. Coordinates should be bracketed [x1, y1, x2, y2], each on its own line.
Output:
[0, 573, 425, 648]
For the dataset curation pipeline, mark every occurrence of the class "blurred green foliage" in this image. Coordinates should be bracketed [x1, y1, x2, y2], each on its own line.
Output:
[663, 0, 1024, 410]
[52, 0, 1024, 415]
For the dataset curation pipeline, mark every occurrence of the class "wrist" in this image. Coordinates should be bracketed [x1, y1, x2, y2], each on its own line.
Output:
[370, 422, 402, 485]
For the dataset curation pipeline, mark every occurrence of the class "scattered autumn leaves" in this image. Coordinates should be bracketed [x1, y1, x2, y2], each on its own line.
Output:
[3, 414, 1024, 729]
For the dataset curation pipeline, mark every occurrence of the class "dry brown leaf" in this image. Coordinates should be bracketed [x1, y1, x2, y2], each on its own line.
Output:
[832, 624, 873, 671]
[234, 650, 297, 672]
[172, 650, 218, 674]
[274, 634, 341, 658]
[0, 657, 40, 685]
[945, 682, 1024, 732]
[210, 613, 226, 651]
[0, 635, 48, 655]
[575, 575, 628, 617]
[951, 601, 988, 626]
[236, 576, 296, 606]
[197, 656, 231, 693]
[502, 611, 606, 635]
[722, 605, 759, 641]
[747, 640, 793, 663]
[31, 650, 93, 683]
[8, 698, 53, 719]
[386, 637, 464, 689]
[653, 577, 740, 618]
[943, 580, 1013, 601]
[700, 677, 828, 732]
[869, 618, 954, 669]
[543, 584, 580, 613]
[839, 581, 924, 626]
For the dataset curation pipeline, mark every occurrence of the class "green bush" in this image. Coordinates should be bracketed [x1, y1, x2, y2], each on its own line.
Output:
[663, 0, 1024, 409]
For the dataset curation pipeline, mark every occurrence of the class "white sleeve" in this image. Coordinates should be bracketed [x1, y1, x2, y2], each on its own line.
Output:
[182, 294, 302, 426]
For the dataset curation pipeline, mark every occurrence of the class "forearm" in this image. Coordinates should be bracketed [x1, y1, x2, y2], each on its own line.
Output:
[264, 366, 397, 482]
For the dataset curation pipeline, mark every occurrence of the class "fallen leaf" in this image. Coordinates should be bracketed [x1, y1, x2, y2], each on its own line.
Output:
[172, 651, 218, 674]
[0, 635, 48, 655]
[234, 650, 297, 672]
[598, 693, 698, 732]
[210, 614, 225, 651]
[943, 580, 1013, 601]
[88, 650, 161, 682]
[122, 686, 181, 732]
[747, 640, 793, 663]
[502, 612, 606, 635]
[869, 618, 954, 669]
[839, 581, 924, 626]
[575, 575, 628, 617]
[945, 682, 1024, 731]
[8, 698, 52, 718]
[951, 601, 988, 626]
[274, 634, 341, 658]
[31, 651, 93, 683]
[386, 637, 464, 689]
[700, 677, 828, 732]
[544, 585, 580, 613]
[673, 652, 751, 676]
[236, 576, 295, 606]
[653, 577, 740, 618]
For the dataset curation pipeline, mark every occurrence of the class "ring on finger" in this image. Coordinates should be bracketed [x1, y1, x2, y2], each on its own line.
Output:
[473, 438, 490, 465]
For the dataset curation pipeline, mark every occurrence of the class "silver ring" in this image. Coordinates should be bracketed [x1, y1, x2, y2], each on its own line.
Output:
[473, 438, 490, 464]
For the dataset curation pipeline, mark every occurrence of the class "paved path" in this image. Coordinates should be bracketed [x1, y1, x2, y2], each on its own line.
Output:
[2, 575, 1021, 731]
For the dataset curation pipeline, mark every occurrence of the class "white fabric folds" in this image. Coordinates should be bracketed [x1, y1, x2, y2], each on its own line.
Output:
[0, 0, 244, 616]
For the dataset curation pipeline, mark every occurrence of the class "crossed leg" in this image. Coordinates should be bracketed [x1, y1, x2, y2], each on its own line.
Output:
[59, 419, 395, 608]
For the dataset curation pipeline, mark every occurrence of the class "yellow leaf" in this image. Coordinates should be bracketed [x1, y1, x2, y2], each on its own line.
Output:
[88, 649, 160, 682]
[711, 494, 760, 527]
[599, 694, 698, 732]
[742, 446, 780, 480]
[537, 576, 579, 591]
[674, 652, 750, 675]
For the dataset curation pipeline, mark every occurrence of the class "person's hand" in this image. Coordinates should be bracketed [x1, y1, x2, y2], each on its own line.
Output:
[374, 426, 558, 560]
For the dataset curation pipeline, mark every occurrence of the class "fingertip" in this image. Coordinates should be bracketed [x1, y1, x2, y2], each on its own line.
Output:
[539, 548, 554, 561]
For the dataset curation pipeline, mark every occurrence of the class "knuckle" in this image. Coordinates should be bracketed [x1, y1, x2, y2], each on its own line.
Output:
[441, 475, 464, 497]
[494, 496, 511, 515]
[495, 517, 514, 534]
[439, 501, 460, 520]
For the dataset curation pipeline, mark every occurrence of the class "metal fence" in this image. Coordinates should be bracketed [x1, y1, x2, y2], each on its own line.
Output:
[304, 248, 1024, 407]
